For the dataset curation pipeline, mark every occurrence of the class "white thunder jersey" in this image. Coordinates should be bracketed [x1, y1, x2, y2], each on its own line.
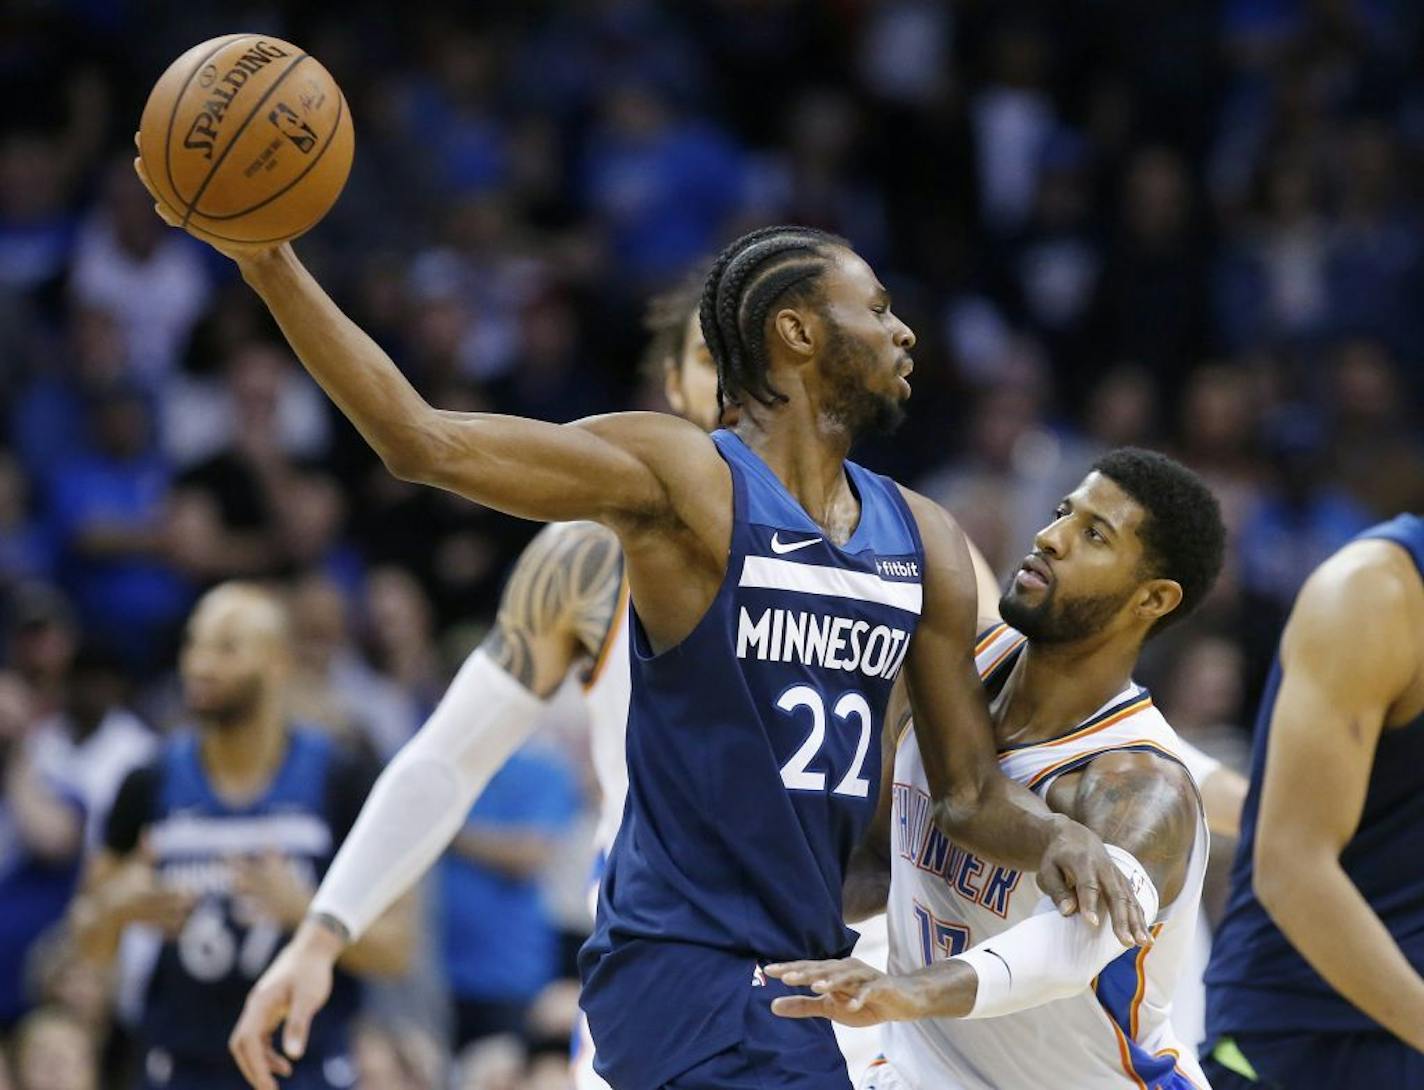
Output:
[880, 624, 1210, 1090]
[582, 578, 633, 867]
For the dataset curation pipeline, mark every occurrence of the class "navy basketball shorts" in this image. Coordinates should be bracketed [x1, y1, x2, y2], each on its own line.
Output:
[661, 976, 852, 1090]
[1202, 1031, 1424, 1089]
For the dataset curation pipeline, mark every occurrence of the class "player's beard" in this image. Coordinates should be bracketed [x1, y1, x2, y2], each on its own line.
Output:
[189, 673, 266, 731]
[820, 323, 906, 441]
[999, 581, 1133, 644]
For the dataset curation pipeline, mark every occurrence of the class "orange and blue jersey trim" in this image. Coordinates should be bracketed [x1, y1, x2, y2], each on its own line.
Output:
[1094, 936, 1201, 1090]
[1000, 690, 1153, 755]
[1022, 739, 1183, 790]
[978, 633, 1028, 686]
[975, 623, 1008, 653]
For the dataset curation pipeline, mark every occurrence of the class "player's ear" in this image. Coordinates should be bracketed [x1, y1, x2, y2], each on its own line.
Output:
[663, 363, 687, 415]
[772, 307, 816, 360]
[1135, 578, 1183, 627]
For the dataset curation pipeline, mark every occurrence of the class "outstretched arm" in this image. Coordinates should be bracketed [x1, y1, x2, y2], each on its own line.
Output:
[768, 751, 1198, 1025]
[1251, 540, 1424, 1054]
[229, 522, 623, 1090]
[132, 152, 722, 534]
[899, 490, 1148, 945]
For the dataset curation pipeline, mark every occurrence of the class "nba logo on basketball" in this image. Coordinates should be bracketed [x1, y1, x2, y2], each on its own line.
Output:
[268, 102, 317, 153]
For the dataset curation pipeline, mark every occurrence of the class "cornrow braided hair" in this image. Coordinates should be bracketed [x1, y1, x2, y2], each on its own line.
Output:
[698, 225, 849, 413]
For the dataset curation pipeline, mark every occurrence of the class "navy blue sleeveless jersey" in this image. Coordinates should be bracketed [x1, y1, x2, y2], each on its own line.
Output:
[578, 430, 924, 1090]
[1206, 514, 1424, 1038]
[104, 727, 374, 1069]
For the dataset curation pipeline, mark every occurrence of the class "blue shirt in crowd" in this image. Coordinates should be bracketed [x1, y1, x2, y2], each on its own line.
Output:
[439, 743, 578, 1003]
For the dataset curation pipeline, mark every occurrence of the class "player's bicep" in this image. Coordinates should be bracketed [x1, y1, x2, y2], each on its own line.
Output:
[1071, 752, 1199, 909]
[1257, 562, 1412, 860]
[422, 410, 703, 527]
[900, 492, 999, 806]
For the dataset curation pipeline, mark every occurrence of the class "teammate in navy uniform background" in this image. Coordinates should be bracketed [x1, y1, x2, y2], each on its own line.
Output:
[1204, 514, 1424, 1087]
[148, 208, 1150, 1090]
[68, 584, 413, 1090]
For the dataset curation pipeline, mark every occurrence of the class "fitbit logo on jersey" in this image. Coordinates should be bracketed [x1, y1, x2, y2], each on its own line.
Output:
[736, 606, 910, 678]
[183, 41, 293, 159]
[875, 555, 920, 582]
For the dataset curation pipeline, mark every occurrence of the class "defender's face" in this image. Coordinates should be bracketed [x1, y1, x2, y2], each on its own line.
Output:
[665, 311, 723, 433]
[815, 248, 916, 408]
[1001, 472, 1151, 643]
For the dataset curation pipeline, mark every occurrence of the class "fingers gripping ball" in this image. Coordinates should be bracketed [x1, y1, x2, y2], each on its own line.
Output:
[138, 34, 353, 244]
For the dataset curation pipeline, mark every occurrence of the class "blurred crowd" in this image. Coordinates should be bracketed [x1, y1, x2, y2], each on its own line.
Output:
[2, 1, 1422, 1088]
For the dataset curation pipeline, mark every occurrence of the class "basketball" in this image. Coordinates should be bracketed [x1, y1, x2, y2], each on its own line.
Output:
[137, 34, 353, 245]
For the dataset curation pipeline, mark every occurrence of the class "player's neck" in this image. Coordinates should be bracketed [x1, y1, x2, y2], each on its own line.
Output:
[734, 404, 856, 534]
[197, 703, 289, 804]
[993, 637, 1140, 748]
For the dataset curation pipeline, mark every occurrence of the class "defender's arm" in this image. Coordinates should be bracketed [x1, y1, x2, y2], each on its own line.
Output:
[769, 751, 1197, 1024]
[232, 523, 623, 1090]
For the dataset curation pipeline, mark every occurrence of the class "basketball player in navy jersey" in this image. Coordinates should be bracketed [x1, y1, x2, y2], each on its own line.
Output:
[1203, 514, 1424, 1088]
[133, 172, 1149, 1090]
[67, 584, 414, 1090]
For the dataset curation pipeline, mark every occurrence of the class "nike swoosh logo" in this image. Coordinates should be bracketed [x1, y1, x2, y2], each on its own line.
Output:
[770, 532, 823, 554]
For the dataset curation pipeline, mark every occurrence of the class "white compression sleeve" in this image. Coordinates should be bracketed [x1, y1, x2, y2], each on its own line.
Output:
[309, 650, 544, 940]
[951, 844, 1160, 1019]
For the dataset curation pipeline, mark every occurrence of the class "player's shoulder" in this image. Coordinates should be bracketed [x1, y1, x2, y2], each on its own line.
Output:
[576, 411, 718, 466]
[1076, 744, 1195, 791]
[892, 482, 953, 528]
[577, 412, 729, 528]
[1288, 536, 1423, 654]
[891, 484, 968, 561]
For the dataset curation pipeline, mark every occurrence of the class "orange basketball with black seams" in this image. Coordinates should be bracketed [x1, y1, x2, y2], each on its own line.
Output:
[138, 34, 354, 244]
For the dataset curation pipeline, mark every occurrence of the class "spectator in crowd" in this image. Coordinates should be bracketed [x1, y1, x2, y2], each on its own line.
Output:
[0, 457, 52, 591]
[580, 78, 749, 290]
[439, 739, 577, 1049]
[351, 1019, 441, 1090]
[3, 587, 77, 723]
[168, 343, 336, 585]
[359, 569, 444, 718]
[10, 306, 131, 486]
[285, 576, 419, 760]
[0, 672, 78, 1029]
[68, 158, 210, 383]
[44, 383, 190, 672]
[0, 134, 81, 308]
[24, 644, 155, 851]
[1095, 145, 1210, 395]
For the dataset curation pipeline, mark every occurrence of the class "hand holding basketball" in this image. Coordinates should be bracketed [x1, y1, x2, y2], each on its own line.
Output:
[136, 34, 353, 253]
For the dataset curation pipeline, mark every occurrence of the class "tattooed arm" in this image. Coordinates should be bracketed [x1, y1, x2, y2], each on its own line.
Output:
[231, 524, 624, 1086]
[768, 752, 1200, 1025]
[484, 521, 624, 696]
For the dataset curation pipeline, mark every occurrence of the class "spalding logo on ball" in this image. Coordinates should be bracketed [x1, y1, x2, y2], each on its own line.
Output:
[138, 34, 354, 244]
